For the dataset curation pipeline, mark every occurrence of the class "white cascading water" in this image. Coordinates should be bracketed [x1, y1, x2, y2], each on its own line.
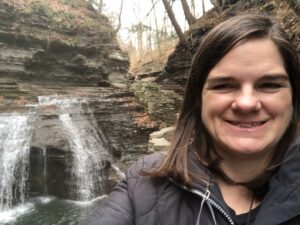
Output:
[0, 114, 35, 211]
[38, 95, 109, 201]
[42, 147, 48, 194]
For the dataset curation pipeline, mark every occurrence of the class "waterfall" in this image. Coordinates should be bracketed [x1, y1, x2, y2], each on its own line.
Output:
[38, 95, 110, 201]
[42, 147, 48, 194]
[0, 94, 110, 214]
[0, 114, 35, 211]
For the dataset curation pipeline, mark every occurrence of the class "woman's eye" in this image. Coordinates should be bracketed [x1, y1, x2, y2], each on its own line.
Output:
[259, 83, 282, 90]
[212, 83, 236, 90]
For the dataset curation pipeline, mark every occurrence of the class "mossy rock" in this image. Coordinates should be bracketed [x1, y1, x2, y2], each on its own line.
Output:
[288, 0, 300, 14]
[129, 81, 182, 125]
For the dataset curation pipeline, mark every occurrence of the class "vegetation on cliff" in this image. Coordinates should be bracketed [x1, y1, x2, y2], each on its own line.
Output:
[2, 0, 114, 46]
[0, 0, 129, 108]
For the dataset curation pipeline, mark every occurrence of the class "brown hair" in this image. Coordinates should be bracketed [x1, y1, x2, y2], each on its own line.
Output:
[147, 14, 300, 189]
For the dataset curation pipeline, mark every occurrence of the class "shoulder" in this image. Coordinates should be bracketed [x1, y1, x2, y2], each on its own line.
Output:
[125, 153, 173, 217]
[79, 153, 168, 225]
[126, 152, 165, 179]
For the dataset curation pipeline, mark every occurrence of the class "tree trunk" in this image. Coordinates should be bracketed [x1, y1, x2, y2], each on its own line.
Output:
[115, 0, 124, 33]
[162, 0, 188, 48]
[180, 0, 196, 25]
[190, 0, 196, 16]
[98, 0, 103, 13]
[202, 0, 206, 15]
[151, 0, 162, 56]
[137, 26, 143, 57]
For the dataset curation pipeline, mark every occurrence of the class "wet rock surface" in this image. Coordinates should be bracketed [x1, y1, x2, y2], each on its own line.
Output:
[23, 86, 158, 200]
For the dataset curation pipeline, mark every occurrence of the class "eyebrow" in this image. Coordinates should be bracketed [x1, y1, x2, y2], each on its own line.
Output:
[259, 74, 289, 81]
[205, 76, 234, 83]
[206, 74, 289, 83]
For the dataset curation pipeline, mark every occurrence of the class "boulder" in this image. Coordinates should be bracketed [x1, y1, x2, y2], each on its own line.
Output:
[148, 126, 175, 152]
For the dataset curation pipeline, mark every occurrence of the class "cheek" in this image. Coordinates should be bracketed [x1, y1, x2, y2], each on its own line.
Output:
[201, 95, 229, 130]
[264, 94, 292, 120]
[201, 96, 212, 123]
[201, 95, 231, 118]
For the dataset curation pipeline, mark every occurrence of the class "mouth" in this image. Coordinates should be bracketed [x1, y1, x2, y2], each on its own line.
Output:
[226, 120, 267, 128]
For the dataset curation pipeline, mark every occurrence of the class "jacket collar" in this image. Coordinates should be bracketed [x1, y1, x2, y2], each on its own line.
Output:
[187, 149, 229, 211]
[254, 136, 300, 225]
[187, 135, 300, 225]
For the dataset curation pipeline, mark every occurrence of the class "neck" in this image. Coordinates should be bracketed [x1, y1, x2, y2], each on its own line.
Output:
[217, 177, 260, 214]
[218, 151, 272, 183]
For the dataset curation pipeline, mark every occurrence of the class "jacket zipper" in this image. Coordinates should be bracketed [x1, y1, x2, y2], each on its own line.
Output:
[169, 178, 235, 225]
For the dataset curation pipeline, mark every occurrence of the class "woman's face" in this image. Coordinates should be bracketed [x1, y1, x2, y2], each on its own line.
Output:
[201, 38, 292, 160]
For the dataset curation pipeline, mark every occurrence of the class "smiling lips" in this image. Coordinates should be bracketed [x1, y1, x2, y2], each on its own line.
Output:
[227, 120, 267, 128]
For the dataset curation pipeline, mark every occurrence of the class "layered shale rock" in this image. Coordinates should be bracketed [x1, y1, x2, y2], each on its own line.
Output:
[0, 0, 128, 90]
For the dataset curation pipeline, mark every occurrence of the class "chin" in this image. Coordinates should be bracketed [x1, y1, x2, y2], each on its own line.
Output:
[229, 144, 273, 157]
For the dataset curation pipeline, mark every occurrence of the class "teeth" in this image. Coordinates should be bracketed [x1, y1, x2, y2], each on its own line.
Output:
[231, 122, 263, 127]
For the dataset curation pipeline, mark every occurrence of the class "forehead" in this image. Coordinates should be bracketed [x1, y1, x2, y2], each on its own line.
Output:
[206, 38, 287, 80]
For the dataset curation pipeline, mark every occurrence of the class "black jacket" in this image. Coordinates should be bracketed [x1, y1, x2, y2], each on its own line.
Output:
[80, 140, 300, 225]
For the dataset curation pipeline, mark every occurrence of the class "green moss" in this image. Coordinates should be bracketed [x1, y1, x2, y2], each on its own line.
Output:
[287, 0, 300, 14]
[5, 0, 114, 46]
[24, 1, 50, 16]
[129, 81, 182, 125]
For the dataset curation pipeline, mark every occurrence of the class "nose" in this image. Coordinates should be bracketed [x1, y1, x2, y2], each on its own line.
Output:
[231, 87, 261, 112]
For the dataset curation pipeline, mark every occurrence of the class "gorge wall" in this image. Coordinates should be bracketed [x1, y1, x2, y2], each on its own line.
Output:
[0, 0, 128, 87]
[155, 0, 300, 89]
[0, 0, 158, 203]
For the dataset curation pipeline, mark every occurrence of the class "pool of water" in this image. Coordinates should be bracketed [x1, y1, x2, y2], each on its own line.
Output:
[0, 196, 106, 225]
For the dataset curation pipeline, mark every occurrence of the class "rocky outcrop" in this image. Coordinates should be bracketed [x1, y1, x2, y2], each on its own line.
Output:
[129, 81, 182, 126]
[156, 0, 300, 88]
[25, 87, 158, 199]
[0, 0, 128, 89]
[148, 126, 175, 152]
[288, 0, 300, 14]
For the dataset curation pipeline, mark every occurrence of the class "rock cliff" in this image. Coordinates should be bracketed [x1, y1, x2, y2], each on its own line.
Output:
[0, 0, 157, 161]
[0, 0, 128, 87]
[0, 0, 158, 201]
[156, 0, 300, 89]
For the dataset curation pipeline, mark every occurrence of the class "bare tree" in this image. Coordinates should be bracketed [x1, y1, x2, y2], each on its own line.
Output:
[151, 0, 162, 55]
[180, 0, 196, 25]
[114, 0, 124, 33]
[202, 0, 206, 15]
[147, 30, 153, 53]
[190, 0, 196, 16]
[130, 23, 151, 57]
[162, 0, 188, 48]
[98, 0, 103, 13]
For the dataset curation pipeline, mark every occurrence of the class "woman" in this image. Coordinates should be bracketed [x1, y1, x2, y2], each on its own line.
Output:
[80, 14, 300, 225]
